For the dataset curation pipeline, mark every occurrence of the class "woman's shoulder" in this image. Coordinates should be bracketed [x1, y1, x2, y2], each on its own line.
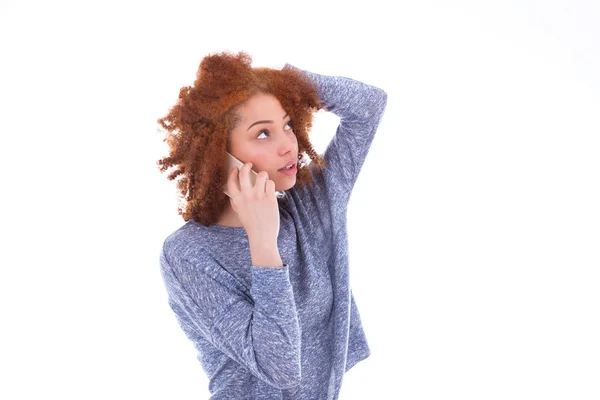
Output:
[163, 220, 247, 256]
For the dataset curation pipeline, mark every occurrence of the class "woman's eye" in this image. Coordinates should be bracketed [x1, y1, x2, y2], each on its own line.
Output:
[257, 130, 269, 139]
[256, 120, 293, 140]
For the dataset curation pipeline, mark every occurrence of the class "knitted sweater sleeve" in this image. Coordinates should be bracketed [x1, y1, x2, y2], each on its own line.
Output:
[159, 246, 302, 390]
[283, 63, 388, 209]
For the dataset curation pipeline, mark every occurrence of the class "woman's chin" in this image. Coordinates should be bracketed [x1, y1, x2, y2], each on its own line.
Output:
[276, 178, 296, 192]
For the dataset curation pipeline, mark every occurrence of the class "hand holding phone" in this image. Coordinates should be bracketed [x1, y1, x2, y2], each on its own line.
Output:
[223, 152, 280, 243]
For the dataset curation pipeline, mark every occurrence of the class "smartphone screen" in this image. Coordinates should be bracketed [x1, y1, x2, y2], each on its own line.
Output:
[223, 151, 258, 198]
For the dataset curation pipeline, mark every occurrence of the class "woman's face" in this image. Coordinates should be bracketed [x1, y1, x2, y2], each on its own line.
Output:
[228, 93, 298, 192]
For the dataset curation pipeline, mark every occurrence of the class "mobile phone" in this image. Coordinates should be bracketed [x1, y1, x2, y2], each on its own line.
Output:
[223, 151, 258, 198]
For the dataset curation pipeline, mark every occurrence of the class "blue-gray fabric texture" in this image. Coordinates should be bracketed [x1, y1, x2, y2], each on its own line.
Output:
[159, 63, 388, 399]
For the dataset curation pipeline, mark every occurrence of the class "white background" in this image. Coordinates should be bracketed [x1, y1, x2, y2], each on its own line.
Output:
[1, 0, 599, 399]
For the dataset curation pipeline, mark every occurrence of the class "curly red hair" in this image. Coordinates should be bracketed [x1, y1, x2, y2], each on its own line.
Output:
[156, 51, 327, 226]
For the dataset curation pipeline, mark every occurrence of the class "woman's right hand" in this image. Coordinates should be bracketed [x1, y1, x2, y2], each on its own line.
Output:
[227, 162, 280, 245]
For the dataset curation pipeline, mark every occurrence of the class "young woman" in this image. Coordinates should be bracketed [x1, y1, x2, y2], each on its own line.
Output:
[157, 50, 387, 399]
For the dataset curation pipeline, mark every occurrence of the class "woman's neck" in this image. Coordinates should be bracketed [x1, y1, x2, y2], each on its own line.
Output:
[216, 200, 244, 228]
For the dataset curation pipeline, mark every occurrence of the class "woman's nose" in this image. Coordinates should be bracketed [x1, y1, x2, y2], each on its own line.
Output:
[278, 130, 296, 152]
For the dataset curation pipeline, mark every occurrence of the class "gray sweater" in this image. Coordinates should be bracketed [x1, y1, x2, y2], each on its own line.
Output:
[159, 63, 388, 399]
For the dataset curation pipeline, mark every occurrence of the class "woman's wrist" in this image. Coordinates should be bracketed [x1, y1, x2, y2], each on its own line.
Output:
[249, 239, 283, 268]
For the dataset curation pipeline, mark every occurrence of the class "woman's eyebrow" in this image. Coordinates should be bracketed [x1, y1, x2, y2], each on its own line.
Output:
[247, 113, 289, 131]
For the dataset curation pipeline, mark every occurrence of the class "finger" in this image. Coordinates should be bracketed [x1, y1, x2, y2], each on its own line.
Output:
[254, 171, 268, 197]
[229, 197, 237, 213]
[265, 179, 276, 199]
[227, 166, 241, 197]
[239, 162, 254, 192]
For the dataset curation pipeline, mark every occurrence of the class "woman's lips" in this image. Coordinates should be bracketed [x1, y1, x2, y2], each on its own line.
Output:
[279, 161, 296, 170]
[278, 164, 297, 175]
